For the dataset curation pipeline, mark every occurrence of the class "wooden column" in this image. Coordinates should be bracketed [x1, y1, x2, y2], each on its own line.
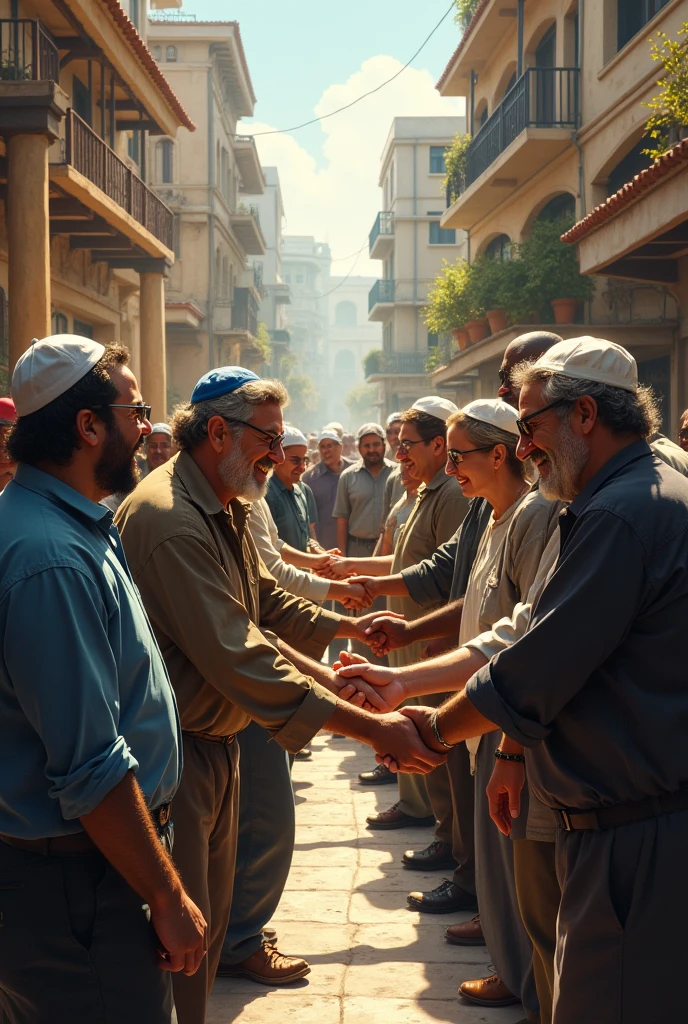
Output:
[138, 262, 168, 421]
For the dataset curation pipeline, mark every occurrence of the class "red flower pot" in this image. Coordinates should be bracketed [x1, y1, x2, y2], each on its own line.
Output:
[451, 327, 469, 350]
[551, 298, 579, 324]
[486, 309, 507, 334]
[465, 318, 488, 344]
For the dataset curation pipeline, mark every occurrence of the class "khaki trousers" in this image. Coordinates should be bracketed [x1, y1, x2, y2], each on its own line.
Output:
[170, 734, 240, 1024]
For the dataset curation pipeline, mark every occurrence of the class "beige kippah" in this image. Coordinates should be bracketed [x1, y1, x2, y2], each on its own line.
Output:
[533, 337, 638, 393]
[12, 334, 106, 416]
[460, 398, 520, 435]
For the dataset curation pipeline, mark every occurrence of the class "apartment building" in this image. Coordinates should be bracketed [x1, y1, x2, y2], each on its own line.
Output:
[0, 0, 192, 417]
[282, 234, 331, 379]
[243, 165, 292, 377]
[366, 115, 467, 419]
[328, 275, 382, 428]
[147, 15, 267, 404]
[433, 0, 684, 429]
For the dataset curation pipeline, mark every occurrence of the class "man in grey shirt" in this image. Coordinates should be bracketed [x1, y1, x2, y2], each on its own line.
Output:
[333, 423, 394, 556]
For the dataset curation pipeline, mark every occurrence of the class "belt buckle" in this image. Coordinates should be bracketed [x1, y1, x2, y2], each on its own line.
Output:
[556, 809, 573, 831]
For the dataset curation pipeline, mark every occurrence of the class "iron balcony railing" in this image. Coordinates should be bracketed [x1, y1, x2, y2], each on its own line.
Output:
[446, 67, 580, 205]
[63, 110, 174, 250]
[368, 211, 394, 254]
[231, 287, 259, 337]
[269, 329, 291, 345]
[365, 350, 428, 377]
[368, 278, 395, 313]
[0, 18, 59, 82]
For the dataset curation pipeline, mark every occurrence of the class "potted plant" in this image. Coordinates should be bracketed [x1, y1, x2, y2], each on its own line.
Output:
[443, 132, 472, 205]
[520, 215, 593, 323]
[471, 256, 508, 334]
[425, 259, 482, 344]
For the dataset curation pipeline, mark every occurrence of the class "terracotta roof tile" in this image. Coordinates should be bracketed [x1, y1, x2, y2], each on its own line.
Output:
[98, 0, 195, 131]
[436, 0, 491, 92]
[561, 137, 688, 244]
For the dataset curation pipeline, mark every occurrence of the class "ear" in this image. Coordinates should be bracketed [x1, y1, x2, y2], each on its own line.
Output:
[75, 409, 102, 449]
[575, 396, 598, 435]
[207, 415, 230, 453]
[492, 443, 508, 471]
[432, 435, 446, 456]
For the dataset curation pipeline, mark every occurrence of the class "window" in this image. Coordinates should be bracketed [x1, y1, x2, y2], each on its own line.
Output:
[618, 0, 670, 52]
[335, 301, 357, 327]
[484, 234, 511, 260]
[428, 212, 456, 245]
[52, 310, 68, 335]
[73, 319, 94, 340]
[429, 146, 447, 174]
[152, 45, 162, 61]
[72, 77, 91, 126]
[160, 139, 173, 183]
[166, 46, 178, 62]
[536, 194, 576, 223]
[607, 140, 653, 197]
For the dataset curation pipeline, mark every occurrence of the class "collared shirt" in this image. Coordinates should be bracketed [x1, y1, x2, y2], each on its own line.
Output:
[302, 457, 354, 549]
[388, 469, 470, 669]
[332, 459, 394, 542]
[467, 441, 688, 811]
[0, 466, 181, 839]
[381, 467, 406, 528]
[249, 498, 330, 604]
[115, 451, 339, 753]
[265, 475, 317, 553]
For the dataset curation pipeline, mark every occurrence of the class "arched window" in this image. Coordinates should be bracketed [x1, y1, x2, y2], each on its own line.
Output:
[484, 234, 512, 260]
[160, 139, 173, 183]
[166, 46, 177, 62]
[334, 349, 356, 372]
[537, 194, 575, 223]
[335, 300, 357, 327]
[151, 45, 162, 61]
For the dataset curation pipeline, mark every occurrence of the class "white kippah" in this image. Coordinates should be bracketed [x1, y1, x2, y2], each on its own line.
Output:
[319, 429, 342, 444]
[412, 395, 459, 421]
[533, 337, 638, 393]
[149, 422, 172, 436]
[282, 426, 308, 448]
[460, 398, 520, 436]
[12, 334, 106, 416]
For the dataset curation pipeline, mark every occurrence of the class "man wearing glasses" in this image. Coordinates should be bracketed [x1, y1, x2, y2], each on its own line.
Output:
[265, 425, 320, 553]
[115, 366, 445, 1024]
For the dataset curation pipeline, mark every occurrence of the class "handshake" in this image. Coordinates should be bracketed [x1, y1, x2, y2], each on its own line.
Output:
[310, 553, 383, 613]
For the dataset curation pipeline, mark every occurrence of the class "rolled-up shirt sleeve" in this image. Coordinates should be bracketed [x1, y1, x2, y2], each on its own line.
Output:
[466, 510, 647, 746]
[402, 528, 460, 606]
[4, 567, 138, 819]
[139, 535, 338, 752]
[250, 500, 330, 603]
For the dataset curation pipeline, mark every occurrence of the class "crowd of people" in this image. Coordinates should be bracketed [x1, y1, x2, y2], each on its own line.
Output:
[1, 328, 688, 1024]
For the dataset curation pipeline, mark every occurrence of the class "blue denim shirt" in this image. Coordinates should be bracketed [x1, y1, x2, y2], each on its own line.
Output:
[0, 466, 181, 839]
[265, 475, 317, 552]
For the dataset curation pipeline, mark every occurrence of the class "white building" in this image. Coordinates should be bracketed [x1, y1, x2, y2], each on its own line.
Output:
[327, 276, 382, 428]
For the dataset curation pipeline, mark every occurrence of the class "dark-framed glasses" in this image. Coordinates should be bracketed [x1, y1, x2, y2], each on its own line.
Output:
[223, 418, 285, 452]
[447, 444, 495, 466]
[397, 438, 429, 456]
[516, 398, 570, 437]
[101, 403, 152, 425]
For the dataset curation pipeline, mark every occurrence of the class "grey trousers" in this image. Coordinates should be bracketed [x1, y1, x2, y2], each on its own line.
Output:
[514, 838, 559, 1024]
[446, 739, 476, 894]
[553, 806, 688, 1024]
[0, 840, 175, 1024]
[220, 722, 295, 965]
[475, 731, 538, 1018]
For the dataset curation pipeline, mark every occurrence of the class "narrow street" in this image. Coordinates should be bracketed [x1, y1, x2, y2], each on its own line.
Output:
[208, 734, 525, 1024]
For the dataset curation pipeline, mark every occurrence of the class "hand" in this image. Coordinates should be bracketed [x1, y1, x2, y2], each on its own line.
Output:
[422, 635, 457, 659]
[149, 889, 208, 975]
[335, 661, 405, 713]
[486, 757, 525, 837]
[363, 614, 411, 656]
[310, 553, 333, 575]
[333, 581, 373, 610]
[368, 712, 447, 775]
[350, 576, 380, 602]
[376, 705, 448, 771]
[327, 547, 342, 556]
[317, 556, 357, 580]
[355, 609, 404, 632]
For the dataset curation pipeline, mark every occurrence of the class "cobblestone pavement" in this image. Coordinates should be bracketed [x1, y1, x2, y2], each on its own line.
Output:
[208, 733, 526, 1023]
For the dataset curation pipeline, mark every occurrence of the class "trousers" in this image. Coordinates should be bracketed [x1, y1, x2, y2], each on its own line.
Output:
[0, 840, 175, 1024]
[446, 739, 476, 894]
[220, 722, 295, 964]
[170, 734, 240, 1024]
[397, 692, 452, 826]
[514, 838, 559, 1024]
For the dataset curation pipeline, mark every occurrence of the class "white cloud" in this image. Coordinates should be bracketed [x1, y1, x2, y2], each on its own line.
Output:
[247, 56, 465, 276]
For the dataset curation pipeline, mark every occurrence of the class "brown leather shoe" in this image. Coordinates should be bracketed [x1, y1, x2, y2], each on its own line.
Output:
[216, 942, 310, 985]
[445, 913, 485, 946]
[459, 973, 519, 1007]
[366, 802, 436, 830]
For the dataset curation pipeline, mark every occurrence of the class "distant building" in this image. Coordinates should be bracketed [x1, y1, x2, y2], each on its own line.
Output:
[327, 277, 382, 429]
[282, 236, 331, 427]
[367, 116, 467, 419]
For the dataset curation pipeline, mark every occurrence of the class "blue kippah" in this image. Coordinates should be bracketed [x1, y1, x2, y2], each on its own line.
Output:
[190, 366, 260, 404]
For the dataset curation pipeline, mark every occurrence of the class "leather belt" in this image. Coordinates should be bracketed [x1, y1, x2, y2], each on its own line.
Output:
[554, 787, 688, 832]
[0, 802, 173, 856]
[184, 730, 235, 745]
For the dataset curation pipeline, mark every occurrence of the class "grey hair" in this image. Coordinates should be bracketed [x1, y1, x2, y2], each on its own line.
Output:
[447, 410, 527, 480]
[171, 378, 288, 451]
[511, 361, 660, 438]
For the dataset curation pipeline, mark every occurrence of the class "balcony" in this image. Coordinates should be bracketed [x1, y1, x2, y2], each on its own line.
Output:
[443, 68, 579, 230]
[365, 350, 428, 380]
[230, 206, 266, 256]
[231, 287, 259, 337]
[234, 135, 265, 194]
[368, 278, 395, 319]
[0, 18, 59, 82]
[369, 211, 394, 259]
[269, 328, 291, 346]
[49, 110, 174, 258]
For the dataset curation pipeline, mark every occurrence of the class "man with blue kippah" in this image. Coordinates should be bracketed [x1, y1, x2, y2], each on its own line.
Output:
[115, 366, 446, 1024]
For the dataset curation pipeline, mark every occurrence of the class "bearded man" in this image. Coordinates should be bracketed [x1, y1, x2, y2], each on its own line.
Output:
[115, 366, 444, 1024]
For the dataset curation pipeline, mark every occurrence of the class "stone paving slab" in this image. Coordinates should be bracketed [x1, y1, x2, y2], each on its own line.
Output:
[209, 734, 524, 1023]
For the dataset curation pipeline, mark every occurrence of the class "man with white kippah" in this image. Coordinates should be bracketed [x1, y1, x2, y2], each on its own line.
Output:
[303, 429, 355, 551]
[265, 426, 320, 553]
[377, 336, 688, 1024]
[333, 423, 394, 559]
[0, 335, 206, 1023]
[385, 411, 403, 459]
[142, 422, 174, 477]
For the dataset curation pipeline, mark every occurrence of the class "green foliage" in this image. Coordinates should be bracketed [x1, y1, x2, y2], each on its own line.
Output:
[642, 23, 688, 161]
[279, 350, 319, 421]
[453, 0, 480, 29]
[443, 132, 472, 203]
[345, 383, 378, 422]
[363, 349, 386, 378]
[254, 321, 272, 364]
[468, 255, 527, 319]
[424, 260, 481, 333]
[519, 216, 593, 310]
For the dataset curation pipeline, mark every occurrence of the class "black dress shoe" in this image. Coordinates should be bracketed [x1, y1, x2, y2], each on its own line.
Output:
[407, 878, 478, 914]
[402, 840, 457, 871]
[358, 763, 397, 786]
[367, 802, 436, 830]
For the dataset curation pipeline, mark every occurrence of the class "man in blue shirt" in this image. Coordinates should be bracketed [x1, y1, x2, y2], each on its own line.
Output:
[0, 335, 205, 1024]
[265, 425, 319, 552]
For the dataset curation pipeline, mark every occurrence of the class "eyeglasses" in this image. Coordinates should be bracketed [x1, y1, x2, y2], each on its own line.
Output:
[397, 438, 429, 456]
[447, 445, 495, 466]
[223, 418, 285, 452]
[516, 398, 570, 437]
[101, 403, 152, 425]
[288, 455, 310, 466]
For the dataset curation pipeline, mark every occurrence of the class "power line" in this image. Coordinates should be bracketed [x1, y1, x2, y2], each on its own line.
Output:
[330, 242, 368, 262]
[317, 243, 368, 299]
[249, 2, 456, 137]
